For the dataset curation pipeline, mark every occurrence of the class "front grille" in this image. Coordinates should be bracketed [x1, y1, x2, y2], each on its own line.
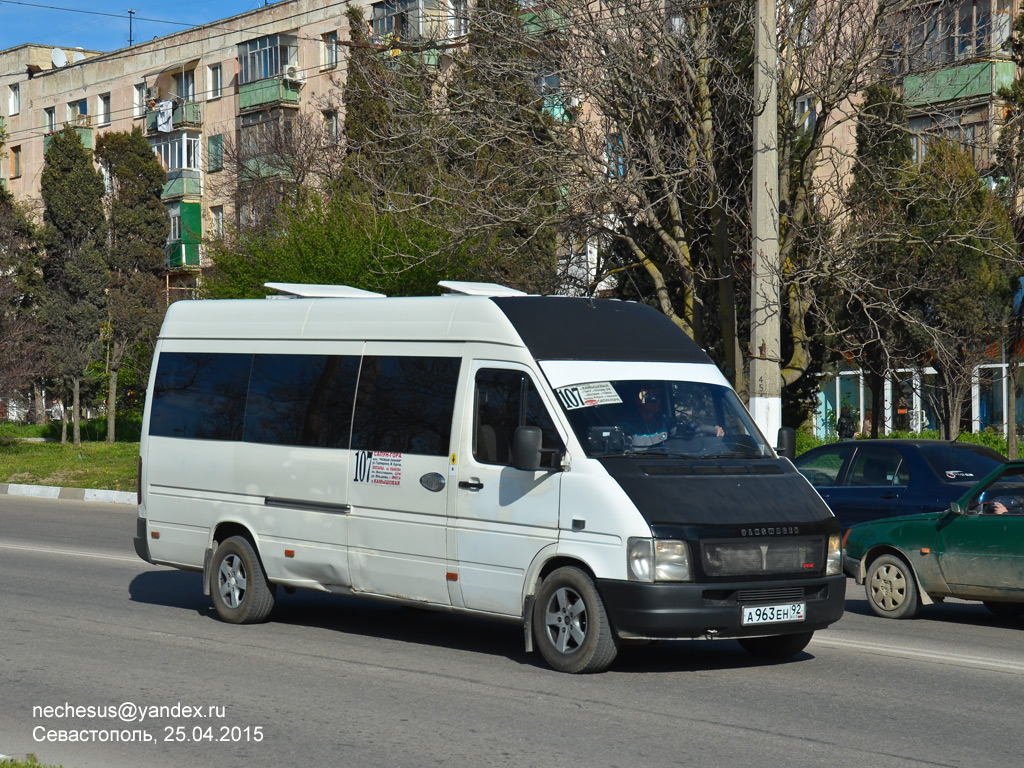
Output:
[701, 537, 824, 577]
[736, 587, 805, 603]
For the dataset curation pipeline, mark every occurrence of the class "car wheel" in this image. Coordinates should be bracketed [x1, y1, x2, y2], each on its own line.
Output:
[210, 535, 276, 624]
[866, 554, 919, 619]
[983, 601, 1024, 619]
[533, 566, 618, 674]
[738, 631, 814, 659]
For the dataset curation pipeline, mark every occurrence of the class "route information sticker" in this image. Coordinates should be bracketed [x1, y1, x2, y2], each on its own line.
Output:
[353, 451, 403, 486]
[555, 382, 622, 410]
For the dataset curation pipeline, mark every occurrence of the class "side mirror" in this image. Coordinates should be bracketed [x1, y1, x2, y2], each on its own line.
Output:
[513, 426, 543, 472]
[776, 426, 796, 461]
[948, 501, 964, 515]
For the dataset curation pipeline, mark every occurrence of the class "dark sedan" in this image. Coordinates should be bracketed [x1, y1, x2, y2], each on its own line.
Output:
[794, 439, 1005, 529]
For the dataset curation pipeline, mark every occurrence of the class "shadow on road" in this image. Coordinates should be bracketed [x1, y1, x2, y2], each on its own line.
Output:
[842, 592, 1024, 629]
[127, 569, 819, 673]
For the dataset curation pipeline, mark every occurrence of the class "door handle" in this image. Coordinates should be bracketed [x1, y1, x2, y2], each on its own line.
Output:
[459, 480, 484, 491]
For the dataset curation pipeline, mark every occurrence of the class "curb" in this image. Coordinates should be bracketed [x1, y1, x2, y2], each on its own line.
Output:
[0, 482, 136, 505]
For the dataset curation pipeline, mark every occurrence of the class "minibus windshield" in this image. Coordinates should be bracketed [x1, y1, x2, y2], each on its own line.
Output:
[554, 379, 774, 459]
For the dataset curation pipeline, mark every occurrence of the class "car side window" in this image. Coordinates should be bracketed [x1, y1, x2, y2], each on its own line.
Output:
[474, 369, 562, 467]
[848, 447, 903, 487]
[894, 459, 911, 487]
[796, 447, 847, 488]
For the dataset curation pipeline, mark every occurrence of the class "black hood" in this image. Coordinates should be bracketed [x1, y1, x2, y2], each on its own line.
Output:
[599, 457, 837, 531]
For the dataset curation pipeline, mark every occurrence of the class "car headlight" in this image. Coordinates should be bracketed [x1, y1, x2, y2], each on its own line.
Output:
[627, 538, 692, 582]
[826, 534, 842, 575]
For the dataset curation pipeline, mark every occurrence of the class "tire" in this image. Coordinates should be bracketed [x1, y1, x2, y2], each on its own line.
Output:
[865, 554, 919, 619]
[532, 566, 618, 674]
[210, 535, 276, 624]
[738, 631, 813, 659]
[983, 601, 1024, 619]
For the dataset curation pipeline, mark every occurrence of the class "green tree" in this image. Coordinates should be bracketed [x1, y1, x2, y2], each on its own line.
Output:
[0, 185, 45, 406]
[40, 126, 109, 445]
[904, 141, 1019, 438]
[95, 128, 168, 442]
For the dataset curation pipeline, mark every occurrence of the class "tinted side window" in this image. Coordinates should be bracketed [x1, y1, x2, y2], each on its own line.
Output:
[796, 447, 849, 487]
[150, 352, 252, 440]
[848, 447, 903, 487]
[244, 354, 359, 448]
[351, 356, 461, 456]
[474, 369, 562, 467]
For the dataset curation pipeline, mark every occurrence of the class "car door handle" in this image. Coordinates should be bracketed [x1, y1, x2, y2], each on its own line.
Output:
[880, 493, 899, 500]
[459, 480, 484, 491]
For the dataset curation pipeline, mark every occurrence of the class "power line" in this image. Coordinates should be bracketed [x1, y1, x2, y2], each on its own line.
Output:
[0, 0, 193, 28]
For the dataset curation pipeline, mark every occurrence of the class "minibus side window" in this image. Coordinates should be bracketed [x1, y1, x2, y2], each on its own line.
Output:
[150, 352, 252, 441]
[351, 356, 461, 456]
[244, 354, 359, 448]
[474, 369, 562, 467]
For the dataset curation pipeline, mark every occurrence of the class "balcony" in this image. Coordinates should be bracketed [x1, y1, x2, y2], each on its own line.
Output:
[903, 61, 1016, 108]
[161, 169, 202, 201]
[238, 77, 301, 114]
[145, 101, 202, 136]
[43, 124, 94, 152]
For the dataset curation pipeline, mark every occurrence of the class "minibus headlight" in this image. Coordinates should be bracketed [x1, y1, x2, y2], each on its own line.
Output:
[826, 534, 842, 575]
[628, 538, 692, 582]
[654, 540, 692, 582]
[627, 538, 654, 581]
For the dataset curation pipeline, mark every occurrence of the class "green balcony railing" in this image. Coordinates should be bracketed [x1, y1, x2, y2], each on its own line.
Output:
[903, 60, 1015, 107]
[145, 101, 202, 135]
[238, 77, 301, 113]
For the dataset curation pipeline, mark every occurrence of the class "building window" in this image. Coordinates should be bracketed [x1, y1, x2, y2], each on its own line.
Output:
[208, 134, 224, 172]
[795, 94, 817, 134]
[97, 93, 111, 125]
[210, 205, 224, 238]
[173, 71, 196, 101]
[372, 0, 418, 41]
[8, 84, 20, 116]
[451, 0, 468, 37]
[43, 107, 56, 134]
[9, 146, 21, 179]
[169, 203, 182, 242]
[68, 99, 88, 124]
[322, 31, 339, 69]
[207, 64, 223, 100]
[150, 133, 201, 171]
[238, 34, 298, 85]
[323, 109, 338, 139]
[134, 84, 147, 118]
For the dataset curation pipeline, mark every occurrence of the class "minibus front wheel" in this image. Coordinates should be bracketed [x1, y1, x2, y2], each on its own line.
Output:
[210, 535, 276, 624]
[533, 566, 619, 674]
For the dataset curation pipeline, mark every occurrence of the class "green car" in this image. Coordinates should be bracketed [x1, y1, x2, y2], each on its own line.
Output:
[843, 459, 1024, 620]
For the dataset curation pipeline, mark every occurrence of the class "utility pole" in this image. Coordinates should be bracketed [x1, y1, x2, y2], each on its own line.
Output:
[749, 0, 782, 442]
[128, 10, 135, 47]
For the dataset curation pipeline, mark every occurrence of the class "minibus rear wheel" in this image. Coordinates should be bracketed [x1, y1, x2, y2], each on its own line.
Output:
[533, 566, 618, 673]
[210, 535, 276, 624]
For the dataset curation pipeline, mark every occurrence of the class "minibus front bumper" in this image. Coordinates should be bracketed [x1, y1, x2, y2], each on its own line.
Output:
[596, 574, 846, 639]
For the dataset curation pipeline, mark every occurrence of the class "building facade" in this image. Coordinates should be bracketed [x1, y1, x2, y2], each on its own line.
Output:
[1, 0, 466, 300]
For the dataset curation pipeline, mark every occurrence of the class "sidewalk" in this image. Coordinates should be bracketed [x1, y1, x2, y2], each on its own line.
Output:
[0, 482, 136, 505]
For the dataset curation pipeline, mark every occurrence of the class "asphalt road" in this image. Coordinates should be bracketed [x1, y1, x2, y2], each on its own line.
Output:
[2, 496, 1024, 768]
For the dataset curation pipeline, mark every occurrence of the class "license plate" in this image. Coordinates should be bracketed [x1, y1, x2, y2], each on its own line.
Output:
[741, 602, 806, 626]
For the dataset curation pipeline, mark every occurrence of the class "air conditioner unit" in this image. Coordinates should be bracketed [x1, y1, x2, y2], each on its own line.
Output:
[282, 64, 304, 83]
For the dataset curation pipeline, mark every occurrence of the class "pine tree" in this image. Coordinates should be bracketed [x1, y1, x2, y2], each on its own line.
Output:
[95, 128, 168, 442]
[40, 126, 109, 445]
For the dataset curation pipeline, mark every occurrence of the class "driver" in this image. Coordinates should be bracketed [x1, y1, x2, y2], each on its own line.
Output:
[626, 386, 670, 448]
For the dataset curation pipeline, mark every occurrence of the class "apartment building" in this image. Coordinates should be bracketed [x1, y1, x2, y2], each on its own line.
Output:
[1, 0, 465, 299]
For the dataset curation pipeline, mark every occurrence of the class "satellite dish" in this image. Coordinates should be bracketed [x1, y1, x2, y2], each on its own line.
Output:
[72, 52, 85, 63]
[51, 48, 68, 68]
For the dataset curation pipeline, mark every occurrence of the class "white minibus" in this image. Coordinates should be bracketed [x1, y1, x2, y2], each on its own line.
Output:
[134, 281, 844, 673]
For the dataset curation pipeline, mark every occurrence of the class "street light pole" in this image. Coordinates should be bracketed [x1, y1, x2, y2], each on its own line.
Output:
[749, 0, 782, 442]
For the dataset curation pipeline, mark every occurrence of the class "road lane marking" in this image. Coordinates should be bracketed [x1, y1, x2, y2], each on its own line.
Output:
[812, 635, 1024, 674]
[0, 541, 139, 563]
